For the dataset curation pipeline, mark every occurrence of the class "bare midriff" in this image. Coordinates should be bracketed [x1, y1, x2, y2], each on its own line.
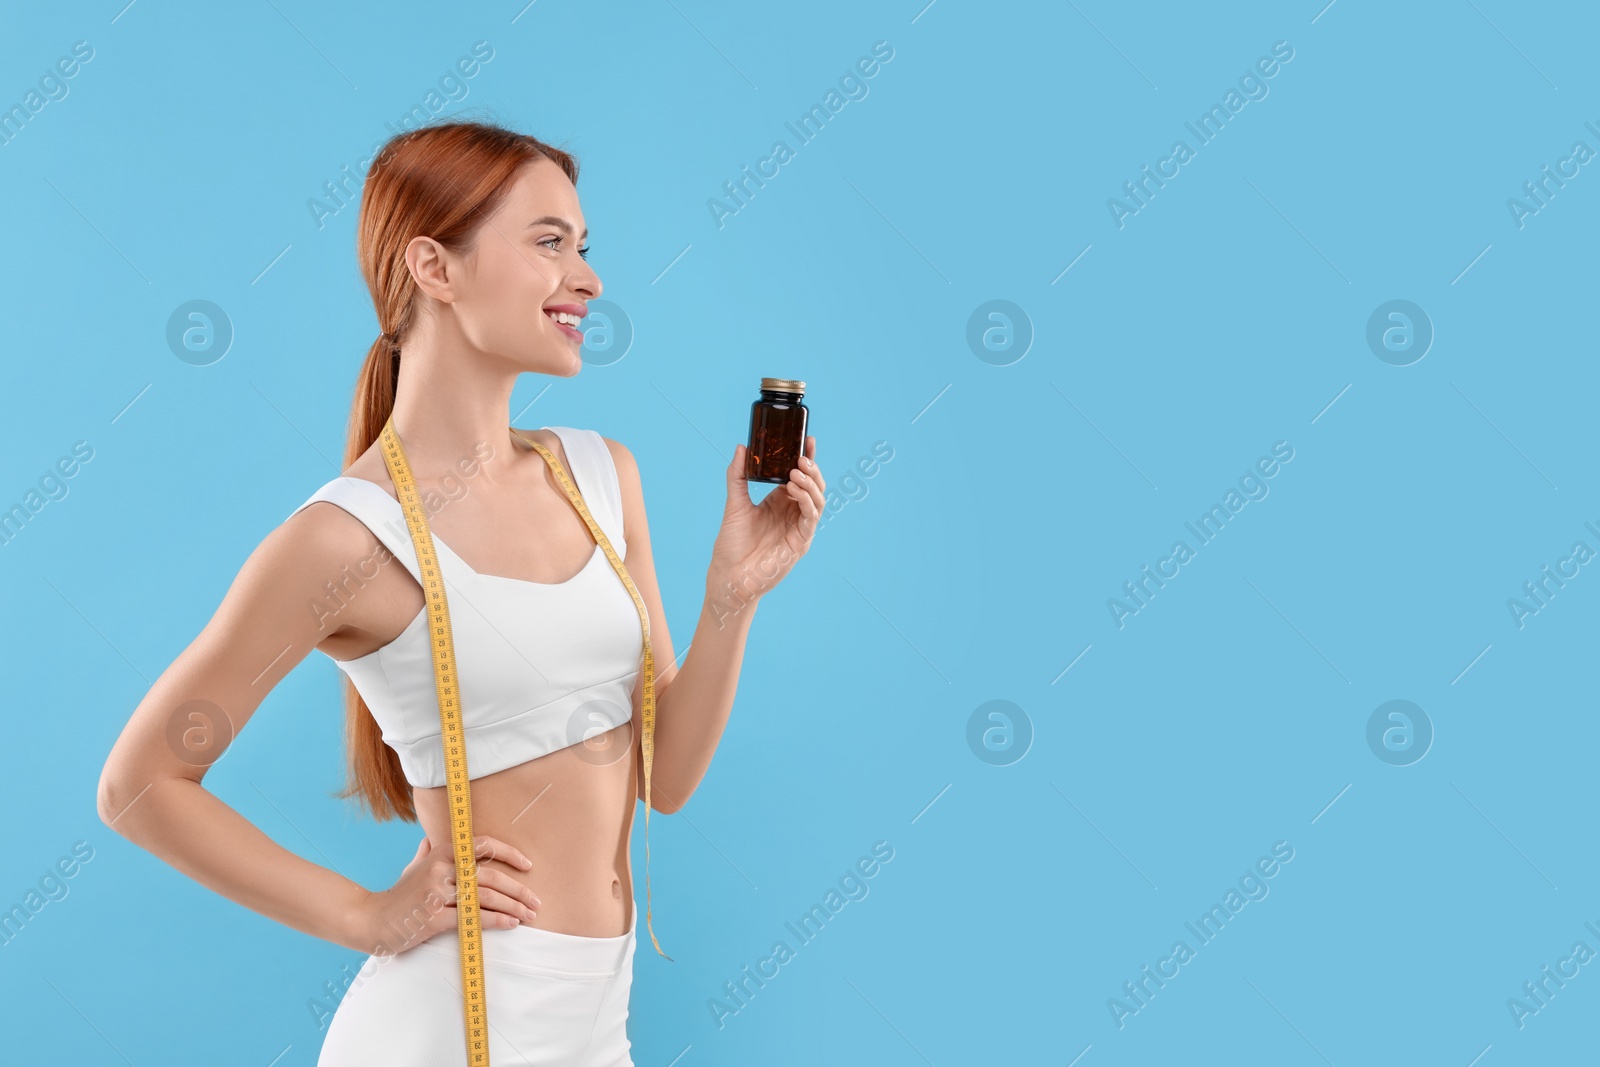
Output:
[412, 723, 637, 939]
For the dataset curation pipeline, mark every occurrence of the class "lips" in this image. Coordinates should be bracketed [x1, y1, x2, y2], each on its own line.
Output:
[543, 306, 586, 343]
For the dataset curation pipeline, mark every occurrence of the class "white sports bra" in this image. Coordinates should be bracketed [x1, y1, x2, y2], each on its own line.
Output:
[288, 425, 644, 788]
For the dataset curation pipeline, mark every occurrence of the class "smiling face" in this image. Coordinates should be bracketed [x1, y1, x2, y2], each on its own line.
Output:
[442, 155, 603, 376]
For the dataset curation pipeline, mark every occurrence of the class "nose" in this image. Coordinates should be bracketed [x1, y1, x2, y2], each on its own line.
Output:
[571, 259, 601, 302]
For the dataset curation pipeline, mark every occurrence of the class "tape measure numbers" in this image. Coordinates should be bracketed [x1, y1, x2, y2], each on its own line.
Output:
[379, 419, 670, 1067]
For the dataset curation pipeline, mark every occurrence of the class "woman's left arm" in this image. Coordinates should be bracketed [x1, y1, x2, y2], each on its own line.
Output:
[604, 434, 825, 813]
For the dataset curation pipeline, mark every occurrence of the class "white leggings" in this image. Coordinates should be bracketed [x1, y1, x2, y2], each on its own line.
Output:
[316, 904, 636, 1066]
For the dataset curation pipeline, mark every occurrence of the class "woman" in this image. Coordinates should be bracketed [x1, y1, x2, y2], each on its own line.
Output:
[95, 120, 824, 1065]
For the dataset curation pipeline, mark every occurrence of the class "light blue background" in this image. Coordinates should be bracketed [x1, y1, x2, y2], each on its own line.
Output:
[2, 0, 1596, 1063]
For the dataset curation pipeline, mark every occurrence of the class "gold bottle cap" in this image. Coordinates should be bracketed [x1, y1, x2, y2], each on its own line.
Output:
[760, 377, 806, 394]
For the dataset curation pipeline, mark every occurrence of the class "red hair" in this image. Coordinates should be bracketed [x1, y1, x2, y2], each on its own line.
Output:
[332, 120, 580, 822]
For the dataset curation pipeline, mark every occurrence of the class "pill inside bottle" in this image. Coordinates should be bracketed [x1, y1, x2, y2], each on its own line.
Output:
[745, 378, 808, 485]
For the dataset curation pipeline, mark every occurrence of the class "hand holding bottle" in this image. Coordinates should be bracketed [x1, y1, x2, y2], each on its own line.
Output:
[714, 434, 824, 599]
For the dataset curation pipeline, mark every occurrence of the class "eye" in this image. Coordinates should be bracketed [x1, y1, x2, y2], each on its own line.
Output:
[538, 235, 592, 261]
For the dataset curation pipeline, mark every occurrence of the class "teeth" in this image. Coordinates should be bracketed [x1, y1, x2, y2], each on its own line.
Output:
[547, 311, 581, 327]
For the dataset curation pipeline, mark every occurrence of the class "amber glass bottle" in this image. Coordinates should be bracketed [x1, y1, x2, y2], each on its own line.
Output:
[746, 378, 808, 484]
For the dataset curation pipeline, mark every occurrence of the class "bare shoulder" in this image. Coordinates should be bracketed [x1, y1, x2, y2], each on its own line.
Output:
[597, 434, 639, 485]
[596, 435, 644, 546]
[285, 440, 392, 562]
[271, 487, 408, 630]
[280, 491, 388, 573]
[247, 480, 422, 659]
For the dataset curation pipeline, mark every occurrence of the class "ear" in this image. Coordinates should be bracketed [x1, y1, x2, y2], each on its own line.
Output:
[405, 234, 457, 304]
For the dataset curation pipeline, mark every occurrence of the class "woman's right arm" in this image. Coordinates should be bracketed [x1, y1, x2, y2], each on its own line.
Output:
[96, 504, 385, 953]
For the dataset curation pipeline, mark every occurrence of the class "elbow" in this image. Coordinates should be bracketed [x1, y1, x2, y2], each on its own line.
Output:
[96, 758, 163, 834]
[95, 766, 131, 832]
[96, 740, 204, 831]
[96, 737, 143, 831]
[648, 778, 688, 815]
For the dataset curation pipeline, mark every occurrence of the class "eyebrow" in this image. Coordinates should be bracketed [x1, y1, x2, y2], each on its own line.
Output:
[527, 215, 588, 239]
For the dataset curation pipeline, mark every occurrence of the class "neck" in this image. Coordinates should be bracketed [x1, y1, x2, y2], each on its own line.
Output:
[389, 336, 526, 484]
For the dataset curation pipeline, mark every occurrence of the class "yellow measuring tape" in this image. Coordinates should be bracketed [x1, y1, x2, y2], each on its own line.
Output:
[379, 418, 669, 1066]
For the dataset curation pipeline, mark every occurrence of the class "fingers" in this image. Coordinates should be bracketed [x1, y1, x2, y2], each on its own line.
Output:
[786, 459, 825, 522]
[798, 447, 825, 496]
[477, 868, 542, 922]
[443, 896, 524, 929]
[443, 852, 541, 908]
[726, 444, 751, 513]
[474, 834, 533, 871]
[442, 866, 542, 924]
[481, 910, 522, 930]
[784, 476, 820, 523]
[477, 865, 542, 911]
[431, 833, 531, 872]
